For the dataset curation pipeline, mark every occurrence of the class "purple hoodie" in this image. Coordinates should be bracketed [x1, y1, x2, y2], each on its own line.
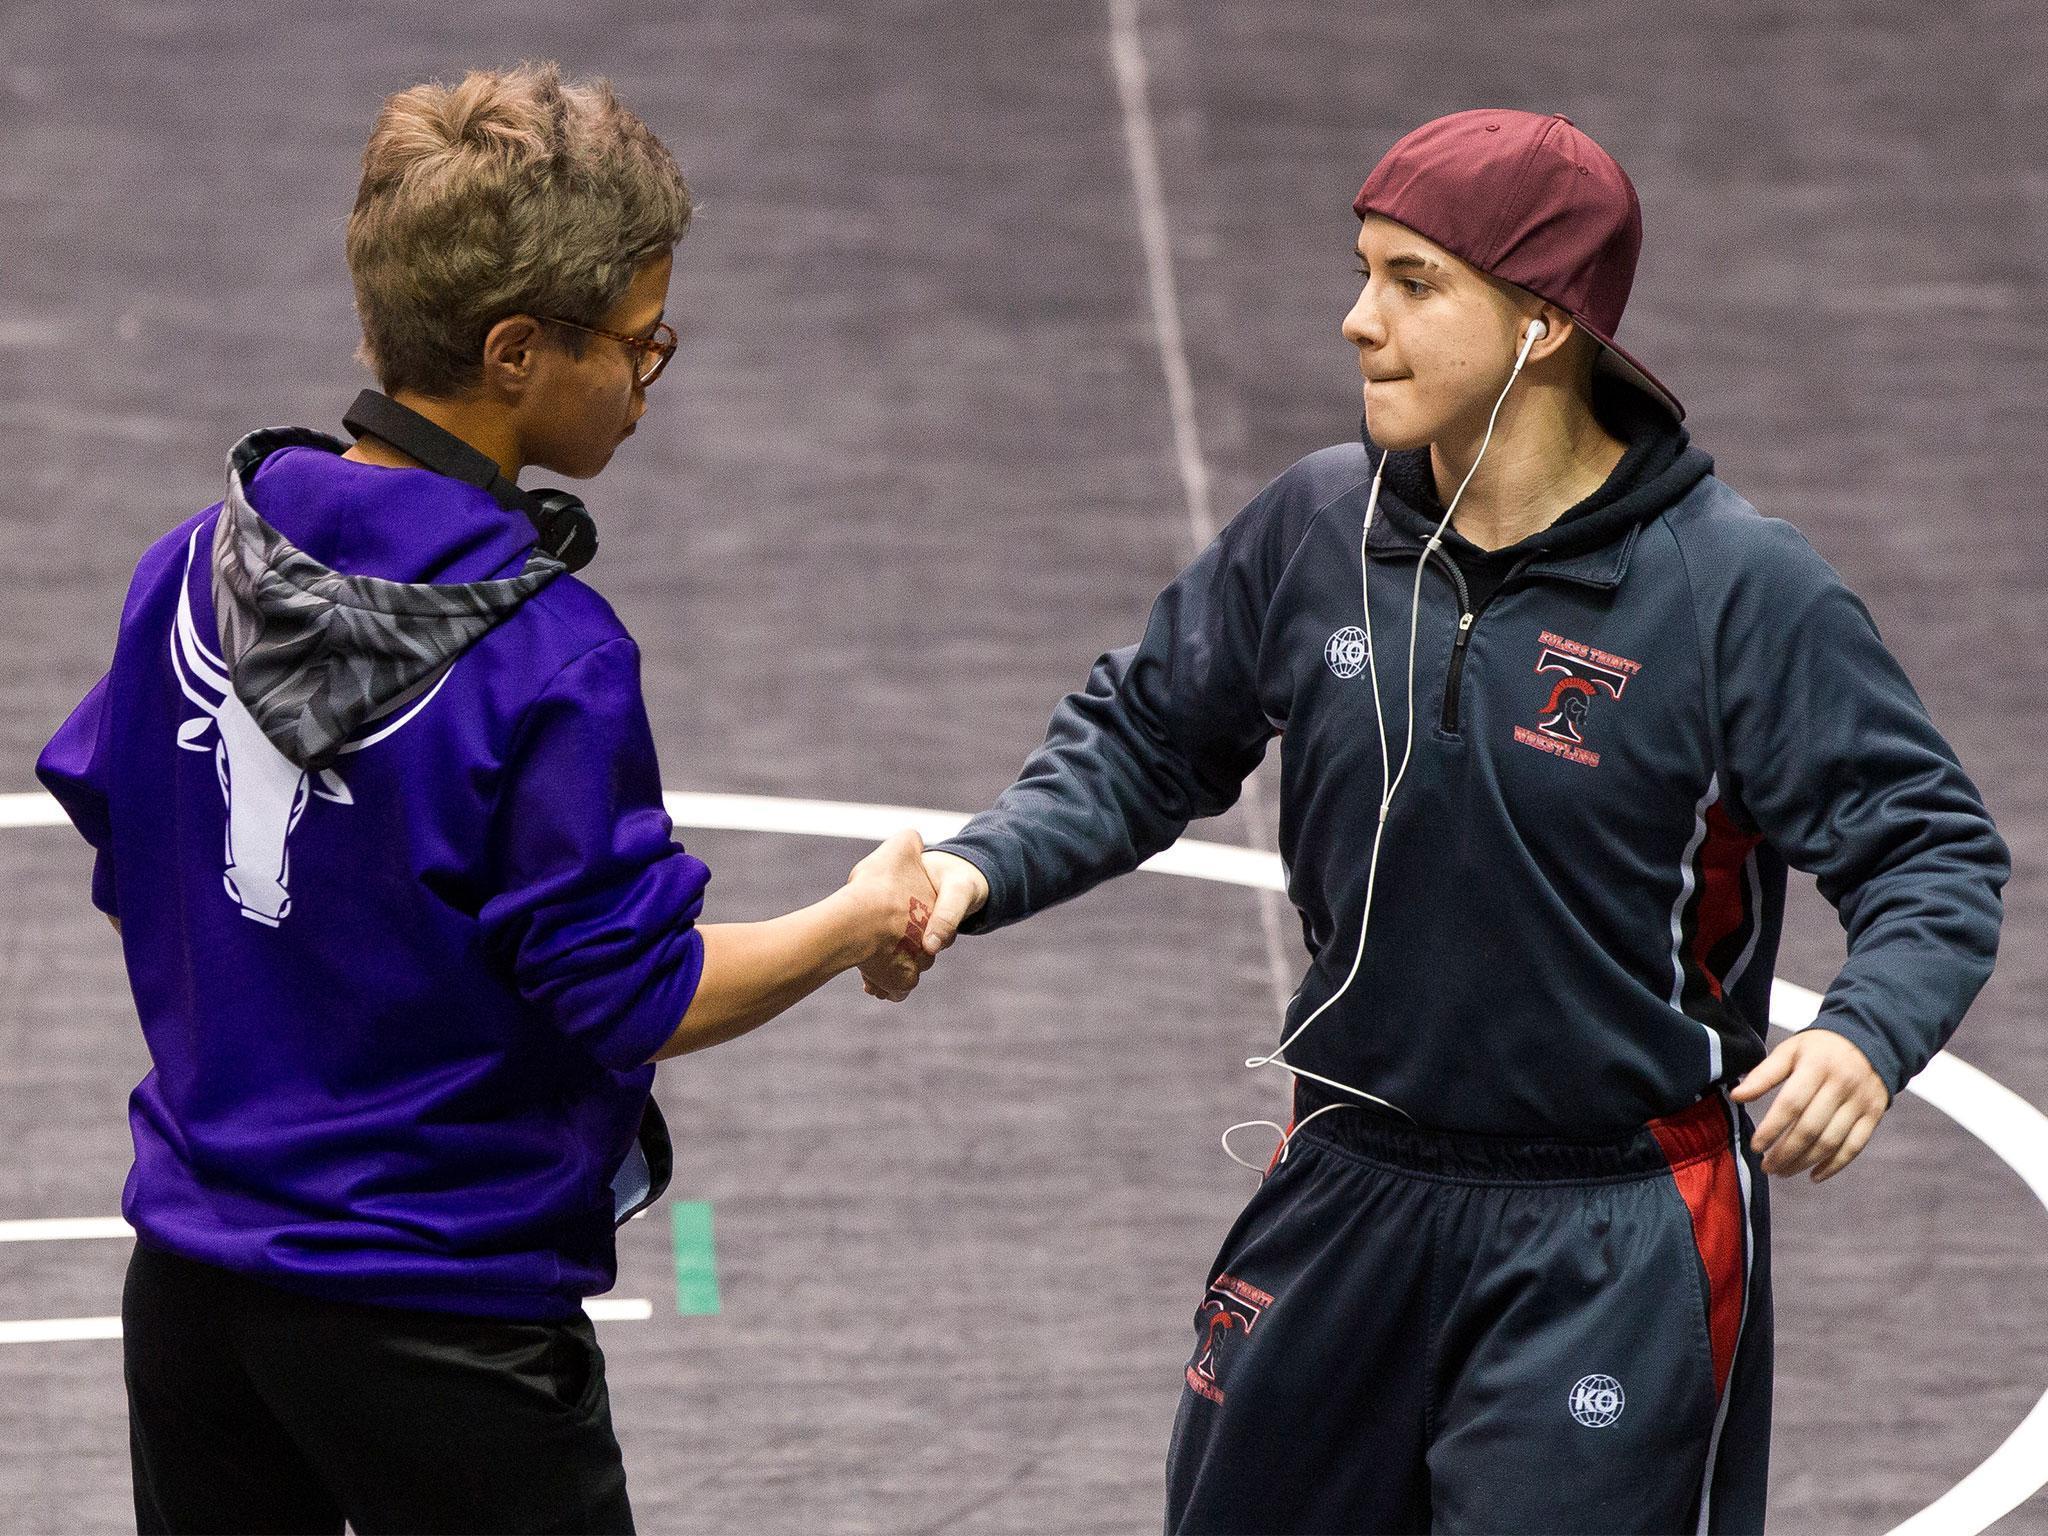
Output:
[37, 434, 708, 1320]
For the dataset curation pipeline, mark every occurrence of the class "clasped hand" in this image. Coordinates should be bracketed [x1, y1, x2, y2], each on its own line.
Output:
[854, 846, 987, 1002]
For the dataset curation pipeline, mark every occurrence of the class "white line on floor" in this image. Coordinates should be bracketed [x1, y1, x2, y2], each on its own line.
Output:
[0, 1217, 131, 1243]
[3, 789, 1282, 892]
[0, 793, 65, 827]
[3, 783, 2041, 1531]
[583, 1298, 653, 1322]
[0, 1298, 653, 1345]
[1106, 0, 1297, 1015]
[0, 1317, 122, 1344]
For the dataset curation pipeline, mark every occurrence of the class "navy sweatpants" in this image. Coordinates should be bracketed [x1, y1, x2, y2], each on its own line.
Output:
[1165, 1090, 1771, 1534]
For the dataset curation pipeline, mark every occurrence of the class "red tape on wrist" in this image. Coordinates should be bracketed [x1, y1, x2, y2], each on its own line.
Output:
[894, 896, 932, 959]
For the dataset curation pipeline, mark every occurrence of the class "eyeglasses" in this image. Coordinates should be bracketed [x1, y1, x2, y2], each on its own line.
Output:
[536, 316, 679, 388]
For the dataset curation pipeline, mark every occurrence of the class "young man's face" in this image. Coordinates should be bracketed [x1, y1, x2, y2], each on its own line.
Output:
[1341, 216, 1526, 452]
[521, 250, 674, 479]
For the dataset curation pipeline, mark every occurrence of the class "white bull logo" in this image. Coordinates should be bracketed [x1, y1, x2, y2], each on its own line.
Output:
[168, 526, 445, 926]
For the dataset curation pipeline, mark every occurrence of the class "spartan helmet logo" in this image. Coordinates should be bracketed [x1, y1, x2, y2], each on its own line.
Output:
[1188, 1275, 1271, 1397]
[1192, 1298, 1247, 1383]
[1534, 649, 1630, 744]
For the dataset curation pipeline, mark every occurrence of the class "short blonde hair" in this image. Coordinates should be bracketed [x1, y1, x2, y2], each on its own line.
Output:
[347, 62, 691, 397]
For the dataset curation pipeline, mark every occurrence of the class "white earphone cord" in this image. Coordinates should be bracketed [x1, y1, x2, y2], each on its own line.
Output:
[1223, 319, 1547, 1173]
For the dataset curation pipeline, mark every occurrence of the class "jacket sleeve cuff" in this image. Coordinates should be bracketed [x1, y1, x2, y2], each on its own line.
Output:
[930, 840, 1008, 936]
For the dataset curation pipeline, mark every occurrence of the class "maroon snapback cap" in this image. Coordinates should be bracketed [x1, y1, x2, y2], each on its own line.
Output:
[1353, 109, 1681, 421]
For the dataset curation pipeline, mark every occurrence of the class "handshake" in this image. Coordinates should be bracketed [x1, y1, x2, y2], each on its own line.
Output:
[653, 831, 993, 1060]
[843, 832, 991, 1003]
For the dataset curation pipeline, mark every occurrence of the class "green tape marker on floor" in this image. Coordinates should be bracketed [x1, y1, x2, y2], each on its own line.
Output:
[671, 1201, 721, 1316]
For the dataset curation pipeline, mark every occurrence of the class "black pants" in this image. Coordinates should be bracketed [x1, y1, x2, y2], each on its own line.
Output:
[1165, 1090, 1773, 1534]
[123, 1243, 634, 1535]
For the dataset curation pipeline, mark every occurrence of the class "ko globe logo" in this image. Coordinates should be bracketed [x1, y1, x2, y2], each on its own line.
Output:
[1325, 626, 1370, 680]
[1569, 1374, 1626, 1428]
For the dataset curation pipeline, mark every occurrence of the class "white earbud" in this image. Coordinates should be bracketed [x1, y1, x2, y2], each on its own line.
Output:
[1524, 317, 1548, 344]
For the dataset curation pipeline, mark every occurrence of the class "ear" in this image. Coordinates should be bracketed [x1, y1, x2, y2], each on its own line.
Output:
[1521, 302, 1578, 365]
[478, 315, 549, 400]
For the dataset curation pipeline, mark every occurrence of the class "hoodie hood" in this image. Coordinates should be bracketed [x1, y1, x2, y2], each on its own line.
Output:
[1362, 380, 1713, 568]
[210, 428, 564, 772]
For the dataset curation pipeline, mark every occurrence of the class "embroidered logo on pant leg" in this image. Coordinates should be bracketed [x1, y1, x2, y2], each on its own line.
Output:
[1185, 1273, 1273, 1406]
[1569, 1373, 1627, 1428]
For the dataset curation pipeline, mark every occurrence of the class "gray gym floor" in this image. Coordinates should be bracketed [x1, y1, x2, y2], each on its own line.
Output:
[3, 1, 2044, 1530]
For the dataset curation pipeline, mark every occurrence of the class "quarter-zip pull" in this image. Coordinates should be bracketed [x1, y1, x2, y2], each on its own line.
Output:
[1442, 609, 1477, 732]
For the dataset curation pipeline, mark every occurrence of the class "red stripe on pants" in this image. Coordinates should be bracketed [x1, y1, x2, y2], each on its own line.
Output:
[1649, 1099, 1745, 1398]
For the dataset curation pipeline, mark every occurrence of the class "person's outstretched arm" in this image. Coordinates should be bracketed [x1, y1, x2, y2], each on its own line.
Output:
[902, 466, 1332, 970]
[656, 831, 934, 1056]
[482, 639, 934, 1069]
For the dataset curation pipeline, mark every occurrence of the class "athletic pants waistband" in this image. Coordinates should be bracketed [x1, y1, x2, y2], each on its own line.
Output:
[1289, 1081, 1732, 1185]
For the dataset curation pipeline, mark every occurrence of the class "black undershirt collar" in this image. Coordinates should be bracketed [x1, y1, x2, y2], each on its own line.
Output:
[1368, 379, 1701, 612]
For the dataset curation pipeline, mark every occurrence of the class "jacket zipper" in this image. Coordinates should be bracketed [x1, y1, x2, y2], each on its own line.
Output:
[1426, 549, 1537, 733]
[1444, 611, 1476, 729]
[1425, 550, 1474, 732]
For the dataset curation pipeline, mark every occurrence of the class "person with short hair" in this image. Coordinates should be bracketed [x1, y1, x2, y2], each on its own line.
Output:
[898, 111, 2007, 1532]
[38, 62, 934, 1536]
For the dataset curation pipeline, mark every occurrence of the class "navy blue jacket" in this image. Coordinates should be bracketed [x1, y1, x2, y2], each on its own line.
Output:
[937, 426, 2007, 1137]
